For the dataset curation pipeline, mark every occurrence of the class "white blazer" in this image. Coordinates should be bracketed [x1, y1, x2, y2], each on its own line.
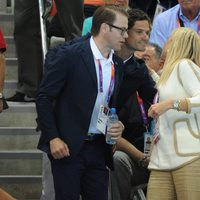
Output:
[149, 59, 200, 170]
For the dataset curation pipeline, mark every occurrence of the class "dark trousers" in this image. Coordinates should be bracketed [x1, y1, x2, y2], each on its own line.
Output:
[50, 139, 109, 200]
[84, 5, 99, 18]
[14, 0, 43, 97]
[54, 0, 84, 41]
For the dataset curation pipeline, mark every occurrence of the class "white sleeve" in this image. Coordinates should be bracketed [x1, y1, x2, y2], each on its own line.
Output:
[178, 59, 200, 113]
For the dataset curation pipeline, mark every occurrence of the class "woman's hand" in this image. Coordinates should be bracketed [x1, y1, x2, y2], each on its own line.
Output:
[148, 99, 173, 118]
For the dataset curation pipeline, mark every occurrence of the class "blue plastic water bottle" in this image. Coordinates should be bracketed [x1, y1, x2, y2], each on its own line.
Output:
[106, 108, 118, 145]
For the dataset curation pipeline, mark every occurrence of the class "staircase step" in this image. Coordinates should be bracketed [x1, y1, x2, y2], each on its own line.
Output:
[0, 102, 37, 127]
[0, 175, 42, 200]
[5, 63, 17, 80]
[6, 57, 18, 66]
[5, 58, 18, 81]
[5, 36, 16, 58]
[0, 151, 42, 175]
[0, 1, 7, 12]
[0, 13, 14, 36]
[3, 80, 17, 97]
[0, 127, 40, 150]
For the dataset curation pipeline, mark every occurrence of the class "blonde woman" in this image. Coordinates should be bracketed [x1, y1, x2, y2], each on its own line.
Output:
[147, 28, 200, 200]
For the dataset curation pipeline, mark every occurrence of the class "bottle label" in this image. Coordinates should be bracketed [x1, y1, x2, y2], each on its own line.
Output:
[97, 105, 109, 135]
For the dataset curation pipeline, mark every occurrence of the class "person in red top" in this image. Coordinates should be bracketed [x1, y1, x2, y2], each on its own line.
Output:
[0, 28, 6, 52]
[0, 28, 6, 112]
[84, 0, 105, 17]
[0, 188, 16, 200]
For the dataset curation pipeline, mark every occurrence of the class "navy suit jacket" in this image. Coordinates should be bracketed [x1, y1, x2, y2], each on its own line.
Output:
[36, 37, 124, 169]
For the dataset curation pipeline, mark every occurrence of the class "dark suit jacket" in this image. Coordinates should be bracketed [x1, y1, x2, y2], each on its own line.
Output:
[36, 37, 123, 169]
[116, 56, 157, 151]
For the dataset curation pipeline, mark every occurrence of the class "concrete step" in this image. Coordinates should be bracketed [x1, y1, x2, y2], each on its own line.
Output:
[0, 102, 37, 127]
[0, 1, 7, 12]
[5, 36, 16, 58]
[6, 57, 17, 66]
[5, 57, 18, 81]
[0, 13, 14, 36]
[0, 151, 42, 175]
[5, 62, 17, 80]
[0, 127, 40, 150]
[4, 79, 17, 98]
[0, 175, 42, 200]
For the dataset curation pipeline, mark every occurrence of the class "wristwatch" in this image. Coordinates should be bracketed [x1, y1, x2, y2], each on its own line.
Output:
[173, 100, 181, 111]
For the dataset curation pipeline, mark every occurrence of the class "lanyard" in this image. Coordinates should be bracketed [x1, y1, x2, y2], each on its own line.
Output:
[97, 59, 115, 103]
[177, 11, 200, 35]
[136, 92, 149, 131]
[152, 92, 160, 143]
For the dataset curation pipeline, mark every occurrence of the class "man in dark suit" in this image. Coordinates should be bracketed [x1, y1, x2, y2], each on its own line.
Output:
[110, 8, 157, 200]
[36, 6, 128, 200]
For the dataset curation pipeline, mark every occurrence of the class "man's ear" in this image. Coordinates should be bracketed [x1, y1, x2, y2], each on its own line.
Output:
[100, 23, 110, 34]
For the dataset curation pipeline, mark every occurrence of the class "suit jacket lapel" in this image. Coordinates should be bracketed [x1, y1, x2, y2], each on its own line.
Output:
[80, 40, 97, 87]
[79, 39, 123, 106]
[112, 57, 121, 101]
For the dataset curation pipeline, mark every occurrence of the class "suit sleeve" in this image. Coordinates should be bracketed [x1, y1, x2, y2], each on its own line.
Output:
[36, 48, 73, 142]
[178, 59, 200, 114]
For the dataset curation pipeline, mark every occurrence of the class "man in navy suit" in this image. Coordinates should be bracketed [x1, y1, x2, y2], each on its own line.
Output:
[36, 6, 128, 200]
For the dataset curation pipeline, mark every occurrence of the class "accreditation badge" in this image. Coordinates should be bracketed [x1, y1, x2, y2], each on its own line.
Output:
[144, 132, 153, 155]
[97, 105, 109, 135]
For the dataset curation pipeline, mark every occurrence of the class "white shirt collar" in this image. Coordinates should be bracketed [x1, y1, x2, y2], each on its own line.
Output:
[90, 37, 114, 64]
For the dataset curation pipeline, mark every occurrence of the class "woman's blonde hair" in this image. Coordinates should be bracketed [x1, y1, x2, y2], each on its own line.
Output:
[158, 27, 200, 86]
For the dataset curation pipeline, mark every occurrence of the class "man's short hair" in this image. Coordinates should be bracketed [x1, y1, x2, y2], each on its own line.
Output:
[91, 6, 128, 36]
[127, 8, 151, 30]
[148, 42, 162, 59]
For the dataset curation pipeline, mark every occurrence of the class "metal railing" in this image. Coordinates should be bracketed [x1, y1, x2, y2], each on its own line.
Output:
[38, 0, 48, 62]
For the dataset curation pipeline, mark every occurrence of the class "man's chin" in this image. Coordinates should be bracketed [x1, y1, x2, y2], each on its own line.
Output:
[114, 45, 123, 52]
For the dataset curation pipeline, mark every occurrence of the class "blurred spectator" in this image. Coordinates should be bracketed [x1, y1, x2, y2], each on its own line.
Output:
[82, 0, 129, 36]
[54, 0, 84, 41]
[84, 0, 105, 17]
[131, 0, 178, 19]
[0, 188, 16, 200]
[0, 28, 6, 112]
[6, 0, 43, 102]
[134, 43, 162, 82]
[150, 0, 200, 47]
[147, 27, 200, 200]
[110, 8, 157, 200]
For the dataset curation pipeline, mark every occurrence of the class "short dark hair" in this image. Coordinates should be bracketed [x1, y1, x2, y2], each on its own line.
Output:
[148, 42, 162, 59]
[91, 6, 128, 36]
[127, 8, 151, 30]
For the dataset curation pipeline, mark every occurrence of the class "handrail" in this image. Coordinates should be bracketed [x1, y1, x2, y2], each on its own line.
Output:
[38, 0, 48, 62]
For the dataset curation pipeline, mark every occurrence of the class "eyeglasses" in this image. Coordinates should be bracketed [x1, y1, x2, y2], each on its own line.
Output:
[106, 23, 128, 36]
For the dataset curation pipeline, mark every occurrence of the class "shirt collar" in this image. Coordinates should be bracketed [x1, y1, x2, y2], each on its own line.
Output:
[179, 7, 200, 22]
[90, 37, 114, 64]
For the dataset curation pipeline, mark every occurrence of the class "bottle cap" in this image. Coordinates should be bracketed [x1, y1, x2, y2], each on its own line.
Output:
[110, 108, 116, 114]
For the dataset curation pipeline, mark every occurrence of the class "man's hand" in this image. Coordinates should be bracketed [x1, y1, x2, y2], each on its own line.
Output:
[50, 137, 70, 159]
[107, 121, 124, 142]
